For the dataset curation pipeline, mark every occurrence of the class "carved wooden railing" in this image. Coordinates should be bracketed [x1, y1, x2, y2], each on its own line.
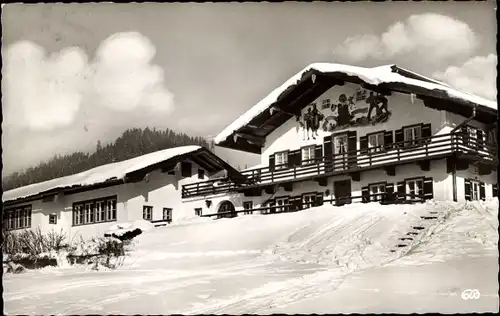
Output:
[182, 132, 497, 199]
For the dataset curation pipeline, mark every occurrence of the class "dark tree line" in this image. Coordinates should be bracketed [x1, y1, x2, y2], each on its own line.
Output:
[3, 127, 214, 191]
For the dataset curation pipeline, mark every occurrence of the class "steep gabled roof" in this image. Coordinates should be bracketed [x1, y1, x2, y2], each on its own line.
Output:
[3, 146, 246, 204]
[215, 62, 497, 153]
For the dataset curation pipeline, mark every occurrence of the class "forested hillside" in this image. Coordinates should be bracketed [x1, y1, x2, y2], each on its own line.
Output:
[2, 127, 214, 191]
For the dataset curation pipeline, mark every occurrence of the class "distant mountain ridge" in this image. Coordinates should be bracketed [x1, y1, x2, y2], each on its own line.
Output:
[2, 127, 214, 191]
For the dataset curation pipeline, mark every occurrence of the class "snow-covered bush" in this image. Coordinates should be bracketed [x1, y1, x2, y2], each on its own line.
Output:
[2, 227, 71, 259]
[69, 235, 134, 270]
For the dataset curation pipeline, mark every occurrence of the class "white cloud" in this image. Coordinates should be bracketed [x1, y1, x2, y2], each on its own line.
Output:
[91, 32, 175, 112]
[432, 54, 497, 101]
[2, 32, 174, 132]
[333, 13, 479, 63]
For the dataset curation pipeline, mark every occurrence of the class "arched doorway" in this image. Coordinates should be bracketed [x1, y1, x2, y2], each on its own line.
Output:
[217, 201, 236, 219]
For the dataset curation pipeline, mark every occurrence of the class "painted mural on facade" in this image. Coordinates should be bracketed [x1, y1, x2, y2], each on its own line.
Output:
[296, 87, 392, 140]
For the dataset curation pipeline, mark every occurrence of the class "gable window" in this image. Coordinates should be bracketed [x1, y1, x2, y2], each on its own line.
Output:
[275, 197, 289, 213]
[406, 178, 424, 201]
[73, 196, 117, 226]
[243, 201, 253, 215]
[403, 125, 422, 147]
[198, 169, 205, 179]
[181, 162, 192, 177]
[301, 146, 316, 165]
[3, 205, 32, 231]
[49, 214, 57, 225]
[368, 132, 384, 153]
[143, 206, 153, 221]
[275, 152, 288, 170]
[195, 208, 202, 216]
[302, 193, 316, 209]
[163, 208, 172, 223]
[321, 99, 331, 110]
[369, 183, 386, 202]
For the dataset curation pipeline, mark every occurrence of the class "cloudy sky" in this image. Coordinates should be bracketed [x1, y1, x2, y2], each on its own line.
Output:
[2, 2, 497, 176]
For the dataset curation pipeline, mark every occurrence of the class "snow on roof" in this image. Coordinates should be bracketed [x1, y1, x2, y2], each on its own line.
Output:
[3, 145, 201, 203]
[215, 63, 497, 145]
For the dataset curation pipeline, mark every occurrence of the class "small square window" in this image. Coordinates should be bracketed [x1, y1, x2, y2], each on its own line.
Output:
[198, 169, 205, 179]
[243, 201, 253, 215]
[195, 208, 202, 216]
[143, 206, 153, 221]
[163, 208, 172, 223]
[49, 214, 57, 225]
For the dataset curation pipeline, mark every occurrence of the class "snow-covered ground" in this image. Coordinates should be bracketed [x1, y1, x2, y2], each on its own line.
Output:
[4, 200, 498, 314]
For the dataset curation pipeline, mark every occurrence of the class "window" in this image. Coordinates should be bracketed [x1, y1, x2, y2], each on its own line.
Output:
[302, 194, 316, 209]
[333, 135, 348, 154]
[470, 180, 481, 201]
[275, 197, 289, 212]
[73, 196, 117, 226]
[369, 183, 386, 202]
[321, 99, 331, 110]
[163, 208, 172, 222]
[195, 208, 202, 216]
[198, 169, 205, 179]
[49, 214, 57, 225]
[301, 146, 315, 165]
[406, 178, 424, 201]
[3, 205, 32, 231]
[143, 206, 153, 220]
[275, 152, 288, 170]
[368, 132, 384, 153]
[403, 125, 422, 147]
[181, 162, 192, 177]
[243, 201, 253, 215]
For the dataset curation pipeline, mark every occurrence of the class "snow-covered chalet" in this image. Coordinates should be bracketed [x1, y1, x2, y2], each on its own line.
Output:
[2, 146, 245, 239]
[181, 63, 498, 218]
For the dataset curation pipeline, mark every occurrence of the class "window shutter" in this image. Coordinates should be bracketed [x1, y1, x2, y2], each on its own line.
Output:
[423, 177, 434, 200]
[360, 136, 368, 154]
[477, 129, 484, 150]
[464, 179, 471, 201]
[347, 131, 358, 167]
[493, 184, 498, 197]
[421, 123, 431, 144]
[289, 150, 299, 168]
[361, 186, 369, 203]
[315, 145, 323, 163]
[397, 181, 405, 201]
[315, 192, 324, 206]
[395, 129, 404, 148]
[323, 136, 333, 172]
[269, 155, 275, 172]
[384, 131, 394, 150]
[479, 182, 485, 200]
[461, 126, 469, 145]
[385, 183, 395, 203]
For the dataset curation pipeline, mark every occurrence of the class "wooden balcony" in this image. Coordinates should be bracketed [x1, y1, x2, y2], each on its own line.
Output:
[182, 132, 497, 199]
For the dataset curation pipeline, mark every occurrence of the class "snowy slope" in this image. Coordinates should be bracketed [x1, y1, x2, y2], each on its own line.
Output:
[3, 200, 498, 314]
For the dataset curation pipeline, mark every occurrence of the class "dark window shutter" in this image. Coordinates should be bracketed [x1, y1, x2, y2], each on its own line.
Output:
[347, 131, 357, 153]
[395, 129, 403, 148]
[493, 184, 498, 197]
[315, 192, 324, 206]
[315, 145, 323, 162]
[385, 183, 395, 203]
[269, 155, 275, 172]
[181, 162, 192, 177]
[479, 182, 485, 200]
[360, 136, 368, 154]
[384, 131, 394, 150]
[397, 181, 405, 201]
[477, 129, 484, 150]
[461, 126, 469, 145]
[423, 177, 434, 200]
[289, 150, 299, 168]
[361, 186, 369, 203]
[464, 178, 471, 201]
[421, 123, 431, 143]
[324, 136, 333, 172]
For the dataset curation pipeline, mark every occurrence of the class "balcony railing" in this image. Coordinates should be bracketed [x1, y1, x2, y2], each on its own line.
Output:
[182, 132, 497, 199]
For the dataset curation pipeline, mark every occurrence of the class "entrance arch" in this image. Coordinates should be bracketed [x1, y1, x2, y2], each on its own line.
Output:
[217, 200, 236, 219]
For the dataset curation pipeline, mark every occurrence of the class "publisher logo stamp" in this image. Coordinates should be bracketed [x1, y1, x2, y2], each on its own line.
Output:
[461, 289, 481, 300]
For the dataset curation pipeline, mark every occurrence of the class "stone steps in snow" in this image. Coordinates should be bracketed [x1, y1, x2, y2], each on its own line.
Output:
[429, 211, 438, 214]
[412, 226, 425, 230]
[407, 232, 419, 236]
[396, 244, 408, 248]
[420, 216, 438, 220]
[399, 237, 413, 241]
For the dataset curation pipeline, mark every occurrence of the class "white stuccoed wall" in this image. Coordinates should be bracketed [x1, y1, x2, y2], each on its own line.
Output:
[261, 82, 449, 165]
[5, 158, 213, 241]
